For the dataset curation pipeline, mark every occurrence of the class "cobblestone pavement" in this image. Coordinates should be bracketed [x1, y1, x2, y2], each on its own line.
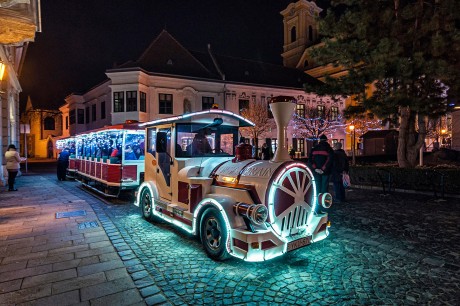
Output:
[54, 176, 460, 306]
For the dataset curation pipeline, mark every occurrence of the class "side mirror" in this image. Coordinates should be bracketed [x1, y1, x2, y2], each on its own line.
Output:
[156, 132, 167, 153]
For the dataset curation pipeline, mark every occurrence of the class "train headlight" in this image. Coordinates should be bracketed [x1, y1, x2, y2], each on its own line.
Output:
[233, 203, 268, 225]
[251, 204, 268, 225]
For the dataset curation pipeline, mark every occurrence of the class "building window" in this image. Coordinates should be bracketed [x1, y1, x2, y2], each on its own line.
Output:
[294, 138, 305, 156]
[44, 117, 55, 130]
[85, 106, 90, 123]
[140, 92, 146, 113]
[296, 103, 305, 118]
[159, 93, 173, 114]
[92, 104, 97, 121]
[291, 26, 296, 43]
[126, 91, 137, 112]
[69, 110, 75, 125]
[77, 109, 84, 124]
[309, 25, 313, 42]
[202, 96, 214, 110]
[65, 116, 69, 129]
[331, 106, 339, 121]
[113, 92, 124, 112]
[101, 101, 106, 119]
[317, 105, 325, 118]
[239, 99, 249, 114]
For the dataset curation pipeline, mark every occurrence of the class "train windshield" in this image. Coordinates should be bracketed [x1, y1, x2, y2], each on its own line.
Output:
[176, 123, 238, 157]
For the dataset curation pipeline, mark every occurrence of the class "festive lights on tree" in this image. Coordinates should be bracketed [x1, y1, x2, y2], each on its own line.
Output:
[291, 106, 346, 141]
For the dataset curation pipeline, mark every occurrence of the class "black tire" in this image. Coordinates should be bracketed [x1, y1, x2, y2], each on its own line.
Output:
[200, 207, 230, 260]
[140, 187, 154, 221]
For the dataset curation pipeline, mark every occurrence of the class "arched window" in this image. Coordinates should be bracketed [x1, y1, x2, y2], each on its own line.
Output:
[309, 26, 313, 41]
[304, 60, 309, 68]
[44, 117, 55, 130]
[290, 26, 296, 43]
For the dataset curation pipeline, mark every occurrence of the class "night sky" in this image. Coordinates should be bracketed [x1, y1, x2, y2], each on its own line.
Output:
[19, 0, 330, 110]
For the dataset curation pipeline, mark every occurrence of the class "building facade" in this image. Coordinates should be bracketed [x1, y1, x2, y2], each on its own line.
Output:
[57, 29, 345, 159]
[0, 0, 41, 183]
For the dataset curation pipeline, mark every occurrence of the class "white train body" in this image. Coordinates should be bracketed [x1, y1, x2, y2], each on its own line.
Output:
[136, 97, 331, 261]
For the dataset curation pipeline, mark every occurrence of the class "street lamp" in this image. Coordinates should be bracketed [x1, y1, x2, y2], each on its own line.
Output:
[349, 125, 356, 166]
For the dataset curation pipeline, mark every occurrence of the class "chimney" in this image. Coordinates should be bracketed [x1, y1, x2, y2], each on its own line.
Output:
[270, 96, 296, 162]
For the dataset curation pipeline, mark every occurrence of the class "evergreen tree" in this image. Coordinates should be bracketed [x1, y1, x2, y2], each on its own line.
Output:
[305, 0, 460, 168]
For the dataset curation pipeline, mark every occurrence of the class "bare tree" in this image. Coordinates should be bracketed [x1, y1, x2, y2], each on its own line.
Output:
[240, 99, 275, 157]
[292, 106, 345, 141]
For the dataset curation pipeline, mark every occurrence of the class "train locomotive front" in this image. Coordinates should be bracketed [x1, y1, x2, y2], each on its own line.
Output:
[211, 158, 331, 261]
[136, 96, 332, 262]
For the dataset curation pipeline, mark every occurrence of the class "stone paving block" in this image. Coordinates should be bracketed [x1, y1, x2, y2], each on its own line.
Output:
[1, 250, 48, 264]
[139, 285, 161, 298]
[16, 289, 80, 306]
[0, 263, 52, 282]
[22, 268, 77, 289]
[145, 293, 167, 305]
[47, 244, 89, 256]
[105, 267, 130, 281]
[0, 279, 22, 294]
[31, 240, 73, 252]
[89, 240, 113, 249]
[0, 237, 34, 247]
[89, 288, 144, 306]
[0, 246, 32, 257]
[75, 245, 115, 258]
[0, 260, 27, 273]
[73, 234, 109, 245]
[79, 255, 101, 266]
[80, 276, 136, 301]
[99, 251, 120, 262]
[83, 230, 108, 238]
[52, 258, 82, 271]
[0, 284, 51, 305]
[77, 259, 125, 277]
[27, 252, 75, 268]
[52, 271, 107, 294]
[41, 233, 84, 244]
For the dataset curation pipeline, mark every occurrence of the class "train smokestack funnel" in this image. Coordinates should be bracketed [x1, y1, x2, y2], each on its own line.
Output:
[269, 96, 296, 162]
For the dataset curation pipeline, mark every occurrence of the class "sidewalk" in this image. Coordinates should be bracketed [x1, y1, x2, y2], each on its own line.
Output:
[0, 173, 146, 305]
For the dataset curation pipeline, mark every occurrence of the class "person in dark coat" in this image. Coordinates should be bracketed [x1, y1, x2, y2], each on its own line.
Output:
[332, 142, 349, 203]
[261, 143, 271, 160]
[308, 134, 334, 195]
[57, 147, 70, 181]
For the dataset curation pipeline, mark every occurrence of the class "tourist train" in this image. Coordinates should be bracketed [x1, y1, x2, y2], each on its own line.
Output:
[70, 122, 145, 197]
[58, 96, 332, 261]
[135, 96, 332, 262]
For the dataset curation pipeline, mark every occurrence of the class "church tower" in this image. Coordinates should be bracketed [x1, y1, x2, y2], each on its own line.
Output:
[280, 0, 322, 69]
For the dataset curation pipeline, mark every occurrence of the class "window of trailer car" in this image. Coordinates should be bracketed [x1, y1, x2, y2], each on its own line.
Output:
[176, 123, 238, 157]
[146, 127, 157, 157]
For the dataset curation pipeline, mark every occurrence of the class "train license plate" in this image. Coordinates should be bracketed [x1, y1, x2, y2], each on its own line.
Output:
[287, 237, 311, 252]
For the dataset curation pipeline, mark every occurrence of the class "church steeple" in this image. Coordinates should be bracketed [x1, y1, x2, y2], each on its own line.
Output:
[280, 1, 322, 68]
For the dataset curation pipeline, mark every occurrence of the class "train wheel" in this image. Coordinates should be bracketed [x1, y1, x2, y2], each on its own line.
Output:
[200, 208, 230, 261]
[140, 188, 154, 221]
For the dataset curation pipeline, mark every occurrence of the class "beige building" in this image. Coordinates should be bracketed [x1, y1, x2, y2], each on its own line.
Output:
[57, 29, 345, 159]
[0, 0, 41, 183]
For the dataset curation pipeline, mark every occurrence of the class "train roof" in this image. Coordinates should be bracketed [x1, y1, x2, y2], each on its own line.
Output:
[139, 109, 255, 128]
[75, 122, 143, 136]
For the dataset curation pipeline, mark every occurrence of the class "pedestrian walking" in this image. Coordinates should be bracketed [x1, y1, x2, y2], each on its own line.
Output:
[332, 142, 349, 203]
[4, 144, 26, 191]
[57, 147, 70, 181]
[308, 134, 334, 195]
